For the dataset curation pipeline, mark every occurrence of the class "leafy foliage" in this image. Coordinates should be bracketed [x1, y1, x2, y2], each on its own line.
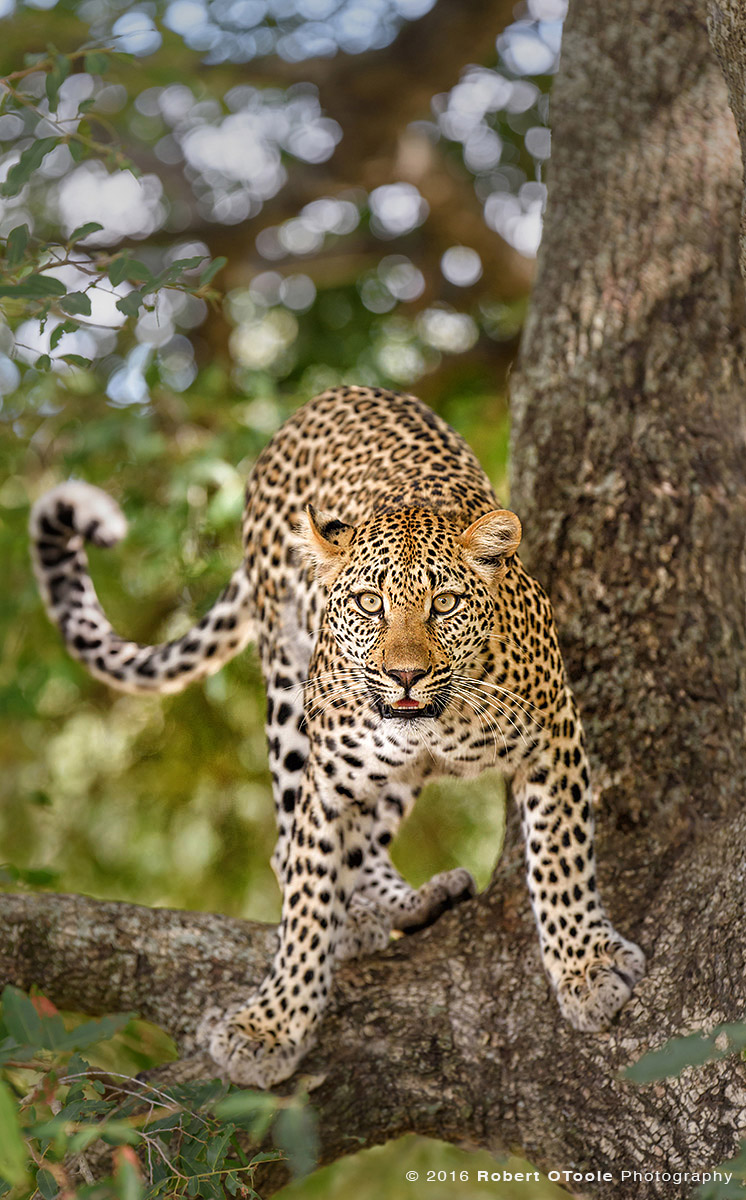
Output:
[0, 987, 320, 1199]
[0, 45, 226, 376]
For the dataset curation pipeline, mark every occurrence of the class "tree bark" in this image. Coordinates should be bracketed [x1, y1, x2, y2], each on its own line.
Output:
[2, 803, 746, 1200]
[510, 0, 746, 849]
[708, 0, 746, 284]
[4, 1, 746, 1198]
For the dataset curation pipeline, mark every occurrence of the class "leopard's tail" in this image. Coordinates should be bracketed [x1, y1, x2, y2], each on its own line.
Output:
[30, 480, 256, 695]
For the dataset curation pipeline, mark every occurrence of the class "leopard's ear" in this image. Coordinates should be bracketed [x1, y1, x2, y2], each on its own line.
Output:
[298, 505, 356, 580]
[459, 509, 522, 584]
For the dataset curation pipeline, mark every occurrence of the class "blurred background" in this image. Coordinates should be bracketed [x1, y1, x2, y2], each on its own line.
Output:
[0, 0, 569, 1194]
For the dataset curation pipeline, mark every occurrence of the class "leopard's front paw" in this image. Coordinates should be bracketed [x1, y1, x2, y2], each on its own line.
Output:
[554, 930, 646, 1032]
[397, 867, 477, 933]
[335, 894, 392, 962]
[198, 1005, 311, 1089]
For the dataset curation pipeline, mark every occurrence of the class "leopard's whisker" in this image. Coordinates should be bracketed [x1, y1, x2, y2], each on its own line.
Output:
[449, 684, 507, 760]
[461, 688, 532, 749]
[453, 674, 545, 730]
[454, 672, 543, 712]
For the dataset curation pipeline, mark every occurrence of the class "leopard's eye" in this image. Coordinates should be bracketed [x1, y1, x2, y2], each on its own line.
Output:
[432, 592, 460, 615]
[355, 591, 383, 616]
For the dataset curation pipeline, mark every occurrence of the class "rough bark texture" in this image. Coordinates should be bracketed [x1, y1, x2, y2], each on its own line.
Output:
[4, 2, 746, 1198]
[709, 0, 746, 283]
[511, 0, 746, 846]
[506, 0, 746, 1183]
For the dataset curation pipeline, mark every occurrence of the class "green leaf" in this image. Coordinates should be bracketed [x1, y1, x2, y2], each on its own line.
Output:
[35, 1168, 58, 1200]
[69, 221, 104, 243]
[27, 1116, 67, 1140]
[60, 354, 91, 368]
[0, 1042, 35, 1067]
[5, 224, 29, 268]
[68, 1125, 113, 1153]
[1, 986, 65, 1049]
[115, 290, 145, 318]
[205, 1127, 233, 1169]
[215, 1090, 278, 1139]
[84, 52, 110, 76]
[109, 256, 132, 287]
[168, 256, 207, 273]
[50, 320, 78, 349]
[101, 1121, 140, 1147]
[273, 1104, 318, 1179]
[0, 1080, 28, 1187]
[65, 1052, 93, 1078]
[0, 275, 66, 300]
[625, 1032, 719, 1083]
[35, 354, 52, 371]
[108, 257, 154, 289]
[113, 1152, 144, 1200]
[59, 291, 92, 316]
[121, 260, 154, 285]
[32, 275, 66, 297]
[45, 55, 71, 113]
[199, 257, 227, 286]
[55, 1012, 132, 1051]
[69, 139, 86, 163]
[1, 137, 59, 198]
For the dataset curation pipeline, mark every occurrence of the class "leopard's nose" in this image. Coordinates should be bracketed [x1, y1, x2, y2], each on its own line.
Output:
[385, 667, 428, 691]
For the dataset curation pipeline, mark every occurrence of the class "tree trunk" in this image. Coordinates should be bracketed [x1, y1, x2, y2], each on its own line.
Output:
[708, 0, 746, 285]
[4, 2, 746, 1198]
[510, 0, 746, 852]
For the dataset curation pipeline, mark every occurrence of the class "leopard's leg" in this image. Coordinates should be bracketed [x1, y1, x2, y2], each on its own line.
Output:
[356, 782, 476, 933]
[262, 644, 310, 894]
[264, 638, 469, 954]
[201, 769, 376, 1087]
[514, 690, 645, 1031]
[263, 636, 390, 961]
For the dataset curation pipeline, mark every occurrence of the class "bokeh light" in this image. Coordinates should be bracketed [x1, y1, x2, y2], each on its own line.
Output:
[441, 246, 483, 287]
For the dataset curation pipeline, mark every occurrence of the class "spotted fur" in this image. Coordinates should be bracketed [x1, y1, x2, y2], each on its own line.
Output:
[30, 386, 644, 1086]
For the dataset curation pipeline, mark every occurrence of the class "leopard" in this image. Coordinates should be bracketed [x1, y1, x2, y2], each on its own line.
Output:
[30, 384, 645, 1087]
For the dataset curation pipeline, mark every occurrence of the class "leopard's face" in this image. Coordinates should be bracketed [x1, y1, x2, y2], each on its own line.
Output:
[315, 508, 510, 721]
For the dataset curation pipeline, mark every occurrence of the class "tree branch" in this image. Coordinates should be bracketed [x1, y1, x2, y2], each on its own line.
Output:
[3, 798, 746, 1199]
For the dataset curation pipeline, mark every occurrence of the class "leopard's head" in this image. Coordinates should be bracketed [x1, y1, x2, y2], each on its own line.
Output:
[299, 504, 521, 719]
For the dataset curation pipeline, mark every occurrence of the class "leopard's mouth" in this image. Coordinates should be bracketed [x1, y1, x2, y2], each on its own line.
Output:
[374, 698, 442, 720]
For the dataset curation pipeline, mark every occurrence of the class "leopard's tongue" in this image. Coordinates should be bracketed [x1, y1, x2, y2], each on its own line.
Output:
[395, 698, 421, 709]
